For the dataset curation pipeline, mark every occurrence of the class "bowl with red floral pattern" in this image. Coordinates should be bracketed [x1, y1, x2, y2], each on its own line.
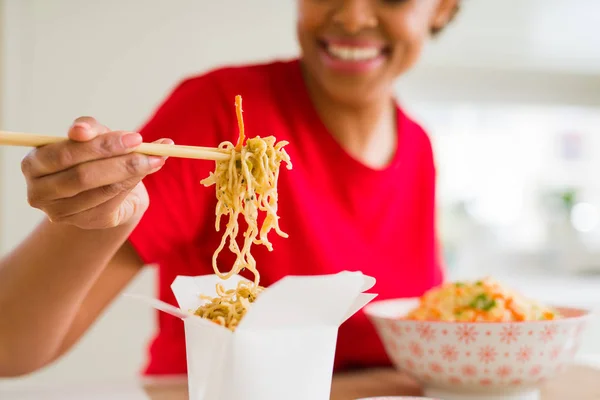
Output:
[363, 278, 592, 400]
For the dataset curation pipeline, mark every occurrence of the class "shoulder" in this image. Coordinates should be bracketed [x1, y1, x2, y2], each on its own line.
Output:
[152, 58, 297, 144]
[194, 59, 290, 84]
[396, 104, 437, 180]
[397, 106, 435, 157]
[172, 58, 295, 106]
[140, 58, 297, 146]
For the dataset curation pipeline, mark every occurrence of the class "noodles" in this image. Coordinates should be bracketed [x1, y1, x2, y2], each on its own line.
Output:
[194, 280, 264, 331]
[193, 95, 292, 330]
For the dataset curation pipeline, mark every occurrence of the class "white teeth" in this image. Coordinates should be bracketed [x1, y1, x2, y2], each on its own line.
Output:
[327, 45, 380, 61]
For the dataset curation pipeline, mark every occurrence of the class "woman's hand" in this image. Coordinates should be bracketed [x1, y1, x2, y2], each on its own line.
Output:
[21, 116, 171, 230]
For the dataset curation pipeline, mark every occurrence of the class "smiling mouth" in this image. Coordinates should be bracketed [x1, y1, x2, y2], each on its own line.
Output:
[319, 40, 389, 62]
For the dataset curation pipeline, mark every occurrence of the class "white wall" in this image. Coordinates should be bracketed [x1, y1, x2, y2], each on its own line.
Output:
[0, 0, 298, 389]
[0, 0, 299, 255]
[1, 0, 599, 390]
[3, 0, 600, 253]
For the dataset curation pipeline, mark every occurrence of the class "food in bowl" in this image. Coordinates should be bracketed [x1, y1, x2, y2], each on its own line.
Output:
[363, 278, 591, 400]
[405, 277, 560, 322]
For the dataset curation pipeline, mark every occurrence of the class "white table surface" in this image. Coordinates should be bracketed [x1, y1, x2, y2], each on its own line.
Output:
[2, 356, 600, 400]
[0, 383, 150, 399]
[2, 271, 599, 399]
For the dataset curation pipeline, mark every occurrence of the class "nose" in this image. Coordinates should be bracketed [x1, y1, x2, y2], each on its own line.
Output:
[332, 0, 378, 34]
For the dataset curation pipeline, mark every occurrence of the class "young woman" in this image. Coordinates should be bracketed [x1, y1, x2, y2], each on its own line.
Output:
[0, 0, 459, 379]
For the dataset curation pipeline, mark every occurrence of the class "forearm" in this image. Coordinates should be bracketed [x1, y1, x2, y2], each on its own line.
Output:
[0, 217, 137, 375]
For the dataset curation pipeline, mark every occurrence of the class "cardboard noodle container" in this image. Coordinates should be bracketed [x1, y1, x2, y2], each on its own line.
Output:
[127, 271, 377, 400]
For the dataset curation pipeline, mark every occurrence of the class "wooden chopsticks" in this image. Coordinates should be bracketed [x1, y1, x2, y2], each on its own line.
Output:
[0, 131, 230, 161]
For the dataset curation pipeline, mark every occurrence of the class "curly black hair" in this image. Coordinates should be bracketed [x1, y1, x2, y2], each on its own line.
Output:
[431, 1, 461, 36]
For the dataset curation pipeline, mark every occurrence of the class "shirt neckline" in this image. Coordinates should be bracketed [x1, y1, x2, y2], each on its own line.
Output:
[285, 58, 405, 176]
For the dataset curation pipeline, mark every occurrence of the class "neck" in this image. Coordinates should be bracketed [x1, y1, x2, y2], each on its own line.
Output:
[302, 69, 397, 169]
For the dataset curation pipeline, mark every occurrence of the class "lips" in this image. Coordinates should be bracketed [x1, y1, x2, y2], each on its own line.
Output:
[327, 44, 381, 61]
[317, 38, 388, 73]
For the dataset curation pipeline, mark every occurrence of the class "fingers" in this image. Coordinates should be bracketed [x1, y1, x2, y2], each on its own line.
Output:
[28, 152, 166, 203]
[54, 182, 149, 230]
[22, 130, 144, 178]
[41, 176, 145, 220]
[27, 138, 171, 228]
[20, 114, 176, 230]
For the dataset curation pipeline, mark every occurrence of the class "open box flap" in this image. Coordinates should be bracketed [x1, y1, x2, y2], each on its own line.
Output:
[237, 271, 376, 331]
[341, 293, 378, 325]
[358, 273, 376, 292]
[127, 271, 376, 332]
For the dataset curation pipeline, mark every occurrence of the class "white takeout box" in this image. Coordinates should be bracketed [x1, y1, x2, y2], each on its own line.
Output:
[127, 271, 377, 400]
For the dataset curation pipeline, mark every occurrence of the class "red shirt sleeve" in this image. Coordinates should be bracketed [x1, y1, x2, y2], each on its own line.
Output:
[128, 74, 234, 265]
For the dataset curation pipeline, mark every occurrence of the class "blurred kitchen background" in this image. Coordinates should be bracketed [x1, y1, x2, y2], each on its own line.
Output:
[1, 0, 600, 392]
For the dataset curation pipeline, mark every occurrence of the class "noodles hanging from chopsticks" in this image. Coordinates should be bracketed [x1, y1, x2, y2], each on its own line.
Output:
[194, 95, 292, 330]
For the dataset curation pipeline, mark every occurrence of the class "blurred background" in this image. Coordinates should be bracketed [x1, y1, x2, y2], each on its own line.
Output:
[1, 0, 600, 392]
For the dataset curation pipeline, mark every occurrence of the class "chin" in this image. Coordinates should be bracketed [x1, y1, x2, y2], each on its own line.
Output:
[305, 60, 395, 107]
[319, 69, 395, 107]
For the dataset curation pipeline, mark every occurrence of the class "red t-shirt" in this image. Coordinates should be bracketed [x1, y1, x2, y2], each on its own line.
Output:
[129, 58, 443, 376]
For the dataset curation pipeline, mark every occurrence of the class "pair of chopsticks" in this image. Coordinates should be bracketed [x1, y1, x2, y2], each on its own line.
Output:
[0, 131, 230, 161]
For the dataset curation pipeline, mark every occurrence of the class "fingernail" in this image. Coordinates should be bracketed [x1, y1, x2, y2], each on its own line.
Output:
[148, 156, 166, 168]
[72, 121, 91, 131]
[121, 133, 143, 148]
[157, 138, 174, 145]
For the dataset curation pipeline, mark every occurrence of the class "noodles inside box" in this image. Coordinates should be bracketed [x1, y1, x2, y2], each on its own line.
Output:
[127, 271, 377, 400]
